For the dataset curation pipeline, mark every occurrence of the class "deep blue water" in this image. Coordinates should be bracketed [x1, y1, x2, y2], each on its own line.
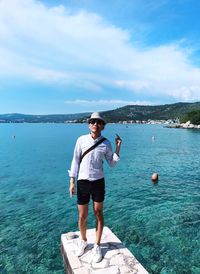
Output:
[0, 123, 200, 274]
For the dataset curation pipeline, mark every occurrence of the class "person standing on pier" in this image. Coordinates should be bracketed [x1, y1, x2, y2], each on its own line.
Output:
[68, 112, 122, 263]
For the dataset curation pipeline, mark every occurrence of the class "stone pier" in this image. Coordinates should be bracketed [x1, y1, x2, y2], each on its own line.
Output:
[61, 226, 149, 274]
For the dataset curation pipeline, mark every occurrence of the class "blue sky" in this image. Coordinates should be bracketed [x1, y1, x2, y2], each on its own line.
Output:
[1, 0, 200, 114]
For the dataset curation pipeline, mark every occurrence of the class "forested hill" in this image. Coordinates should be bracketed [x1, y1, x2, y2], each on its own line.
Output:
[100, 102, 200, 123]
[0, 112, 91, 123]
[1, 102, 200, 123]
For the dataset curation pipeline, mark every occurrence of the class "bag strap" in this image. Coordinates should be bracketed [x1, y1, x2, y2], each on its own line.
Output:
[80, 137, 106, 163]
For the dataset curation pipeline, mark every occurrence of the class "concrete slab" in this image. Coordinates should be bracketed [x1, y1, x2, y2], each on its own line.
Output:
[61, 226, 149, 274]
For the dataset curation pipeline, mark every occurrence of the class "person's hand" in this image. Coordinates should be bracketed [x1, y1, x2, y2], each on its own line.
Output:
[115, 134, 122, 156]
[115, 134, 122, 147]
[69, 177, 76, 198]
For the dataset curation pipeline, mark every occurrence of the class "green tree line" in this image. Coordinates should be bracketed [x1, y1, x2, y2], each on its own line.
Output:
[182, 109, 200, 125]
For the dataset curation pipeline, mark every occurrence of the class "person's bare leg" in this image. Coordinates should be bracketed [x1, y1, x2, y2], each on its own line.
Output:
[93, 202, 104, 245]
[78, 204, 88, 241]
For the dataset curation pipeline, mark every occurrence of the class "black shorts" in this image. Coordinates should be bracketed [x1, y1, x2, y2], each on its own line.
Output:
[77, 178, 105, 205]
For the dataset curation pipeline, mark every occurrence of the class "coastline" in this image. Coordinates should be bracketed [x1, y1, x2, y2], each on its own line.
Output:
[165, 121, 200, 129]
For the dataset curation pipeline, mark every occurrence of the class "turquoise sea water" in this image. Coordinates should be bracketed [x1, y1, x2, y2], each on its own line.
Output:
[0, 123, 200, 274]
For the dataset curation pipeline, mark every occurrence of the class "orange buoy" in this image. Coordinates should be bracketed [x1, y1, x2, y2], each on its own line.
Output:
[151, 172, 158, 182]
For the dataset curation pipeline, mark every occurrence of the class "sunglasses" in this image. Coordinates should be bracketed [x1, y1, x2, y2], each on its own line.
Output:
[89, 119, 104, 125]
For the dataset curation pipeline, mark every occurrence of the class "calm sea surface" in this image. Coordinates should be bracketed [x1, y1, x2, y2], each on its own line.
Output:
[0, 123, 200, 274]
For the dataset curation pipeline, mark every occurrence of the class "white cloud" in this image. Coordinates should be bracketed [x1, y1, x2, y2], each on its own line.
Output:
[0, 0, 200, 102]
[64, 99, 152, 107]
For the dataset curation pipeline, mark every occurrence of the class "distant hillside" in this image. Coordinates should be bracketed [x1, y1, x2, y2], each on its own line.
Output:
[98, 102, 200, 123]
[1, 102, 200, 123]
[0, 112, 91, 123]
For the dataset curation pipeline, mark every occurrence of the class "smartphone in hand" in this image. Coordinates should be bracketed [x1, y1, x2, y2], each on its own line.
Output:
[116, 133, 122, 141]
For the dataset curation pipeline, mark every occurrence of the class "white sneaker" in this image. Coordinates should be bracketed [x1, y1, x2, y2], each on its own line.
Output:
[75, 239, 88, 257]
[92, 244, 102, 263]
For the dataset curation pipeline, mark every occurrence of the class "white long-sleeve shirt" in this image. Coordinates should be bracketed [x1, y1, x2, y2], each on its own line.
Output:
[68, 134, 120, 180]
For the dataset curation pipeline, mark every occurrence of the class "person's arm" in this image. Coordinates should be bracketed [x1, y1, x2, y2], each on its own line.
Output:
[68, 139, 81, 196]
[105, 138, 122, 167]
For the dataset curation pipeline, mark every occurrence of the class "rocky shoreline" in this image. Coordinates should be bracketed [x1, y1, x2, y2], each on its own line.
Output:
[165, 121, 200, 129]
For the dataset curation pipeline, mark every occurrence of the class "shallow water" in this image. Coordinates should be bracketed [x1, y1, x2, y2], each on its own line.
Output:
[0, 123, 200, 273]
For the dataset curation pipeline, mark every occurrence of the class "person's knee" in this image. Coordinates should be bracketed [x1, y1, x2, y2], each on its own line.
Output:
[94, 208, 103, 218]
[79, 212, 88, 223]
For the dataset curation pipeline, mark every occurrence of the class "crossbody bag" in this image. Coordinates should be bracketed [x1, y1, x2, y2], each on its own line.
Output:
[79, 137, 106, 164]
